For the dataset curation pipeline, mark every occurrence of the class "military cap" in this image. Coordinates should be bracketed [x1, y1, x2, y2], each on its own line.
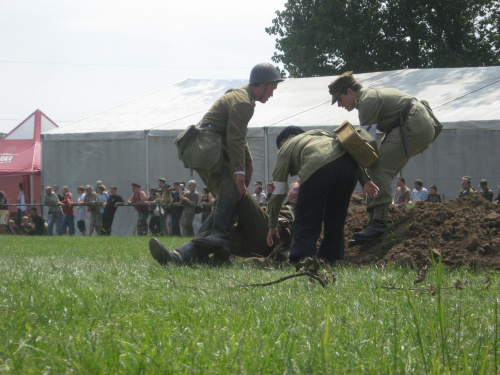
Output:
[131, 183, 141, 188]
[158, 177, 166, 183]
[480, 179, 488, 185]
[276, 126, 305, 148]
[328, 71, 356, 104]
[461, 176, 472, 183]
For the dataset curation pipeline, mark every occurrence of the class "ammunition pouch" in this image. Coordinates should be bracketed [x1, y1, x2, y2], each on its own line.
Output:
[174, 125, 223, 170]
[334, 120, 378, 168]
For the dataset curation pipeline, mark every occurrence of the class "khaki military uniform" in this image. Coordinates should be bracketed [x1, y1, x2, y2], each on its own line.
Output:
[356, 87, 441, 222]
[457, 188, 475, 198]
[180, 190, 199, 236]
[194, 85, 264, 224]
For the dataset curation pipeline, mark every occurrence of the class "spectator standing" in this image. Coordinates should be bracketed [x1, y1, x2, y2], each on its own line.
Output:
[180, 180, 199, 237]
[252, 184, 267, 204]
[410, 179, 429, 202]
[84, 185, 100, 236]
[59, 192, 75, 235]
[44, 186, 62, 235]
[17, 183, 26, 228]
[478, 179, 493, 202]
[392, 177, 411, 206]
[52, 185, 64, 201]
[96, 185, 109, 227]
[265, 181, 274, 202]
[158, 177, 167, 190]
[75, 186, 87, 236]
[199, 187, 213, 224]
[0, 189, 8, 234]
[29, 207, 45, 235]
[169, 182, 184, 236]
[101, 186, 124, 235]
[160, 184, 172, 235]
[457, 176, 475, 198]
[148, 188, 162, 236]
[128, 183, 149, 236]
[426, 185, 442, 203]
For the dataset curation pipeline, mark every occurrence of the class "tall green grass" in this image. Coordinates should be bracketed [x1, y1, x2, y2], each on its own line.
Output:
[0, 236, 498, 374]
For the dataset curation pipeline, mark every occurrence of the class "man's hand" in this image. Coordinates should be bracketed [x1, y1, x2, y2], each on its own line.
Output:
[363, 181, 379, 197]
[244, 163, 254, 188]
[266, 228, 280, 247]
[235, 174, 247, 200]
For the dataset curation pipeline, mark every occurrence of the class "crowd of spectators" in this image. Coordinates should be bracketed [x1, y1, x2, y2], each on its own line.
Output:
[1, 175, 499, 236]
[392, 176, 498, 207]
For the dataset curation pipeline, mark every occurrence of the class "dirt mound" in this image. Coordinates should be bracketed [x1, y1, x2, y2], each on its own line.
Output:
[343, 193, 500, 269]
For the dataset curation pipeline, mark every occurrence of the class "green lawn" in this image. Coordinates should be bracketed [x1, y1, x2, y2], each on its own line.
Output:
[0, 236, 498, 374]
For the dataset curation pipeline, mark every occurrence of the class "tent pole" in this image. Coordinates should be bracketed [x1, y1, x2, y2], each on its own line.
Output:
[145, 130, 150, 192]
[30, 175, 34, 204]
[264, 127, 269, 182]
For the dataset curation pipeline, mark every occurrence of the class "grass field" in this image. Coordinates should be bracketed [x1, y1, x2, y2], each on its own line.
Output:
[0, 236, 499, 374]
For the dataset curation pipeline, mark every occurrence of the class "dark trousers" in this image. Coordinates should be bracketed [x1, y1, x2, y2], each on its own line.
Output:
[170, 207, 183, 236]
[149, 216, 161, 235]
[102, 210, 115, 235]
[290, 153, 359, 262]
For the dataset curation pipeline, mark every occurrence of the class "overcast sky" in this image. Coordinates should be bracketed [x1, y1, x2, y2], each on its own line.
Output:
[0, 0, 286, 133]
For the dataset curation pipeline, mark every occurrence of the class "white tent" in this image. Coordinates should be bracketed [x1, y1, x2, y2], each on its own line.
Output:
[42, 67, 500, 235]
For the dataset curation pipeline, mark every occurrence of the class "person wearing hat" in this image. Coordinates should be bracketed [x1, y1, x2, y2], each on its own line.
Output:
[171, 63, 284, 255]
[101, 186, 124, 235]
[180, 180, 199, 237]
[266, 126, 379, 263]
[478, 179, 493, 202]
[127, 183, 149, 235]
[457, 176, 475, 198]
[158, 177, 167, 190]
[329, 71, 442, 241]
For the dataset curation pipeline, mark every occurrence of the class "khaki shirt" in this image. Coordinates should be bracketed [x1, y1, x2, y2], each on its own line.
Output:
[356, 87, 413, 133]
[202, 85, 255, 173]
[267, 130, 370, 228]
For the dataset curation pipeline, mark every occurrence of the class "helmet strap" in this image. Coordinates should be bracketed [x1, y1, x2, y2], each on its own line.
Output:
[259, 83, 268, 101]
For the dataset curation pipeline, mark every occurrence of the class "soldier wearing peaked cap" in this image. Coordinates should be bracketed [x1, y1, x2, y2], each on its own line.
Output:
[478, 179, 493, 202]
[153, 63, 284, 263]
[329, 71, 443, 241]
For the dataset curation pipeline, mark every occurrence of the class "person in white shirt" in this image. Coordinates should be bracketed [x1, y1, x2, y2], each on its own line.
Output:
[17, 182, 27, 228]
[75, 186, 87, 236]
[252, 185, 266, 205]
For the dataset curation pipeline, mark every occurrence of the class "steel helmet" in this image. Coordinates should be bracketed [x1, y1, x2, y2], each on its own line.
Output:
[249, 63, 284, 85]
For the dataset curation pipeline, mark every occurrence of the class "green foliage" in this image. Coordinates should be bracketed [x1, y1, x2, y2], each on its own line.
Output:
[266, 0, 500, 77]
[0, 236, 499, 373]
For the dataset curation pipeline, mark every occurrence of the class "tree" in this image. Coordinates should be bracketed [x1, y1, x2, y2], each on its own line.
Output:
[266, 0, 500, 77]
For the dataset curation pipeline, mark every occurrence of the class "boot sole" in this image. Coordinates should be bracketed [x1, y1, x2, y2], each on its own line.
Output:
[149, 238, 171, 266]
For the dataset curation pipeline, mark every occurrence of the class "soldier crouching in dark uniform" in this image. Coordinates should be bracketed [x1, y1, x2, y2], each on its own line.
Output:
[266, 126, 379, 264]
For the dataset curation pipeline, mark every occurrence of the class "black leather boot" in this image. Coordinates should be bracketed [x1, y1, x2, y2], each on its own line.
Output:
[352, 219, 387, 240]
[193, 200, 235, 251]
[149, 238, 181, 266]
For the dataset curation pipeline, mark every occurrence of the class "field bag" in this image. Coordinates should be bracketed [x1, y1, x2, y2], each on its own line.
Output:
[334, 120, 378, 168]
[174, 125, 223, 170]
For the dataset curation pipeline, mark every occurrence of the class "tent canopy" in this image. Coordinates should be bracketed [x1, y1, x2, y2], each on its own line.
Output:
[0, 109, 58, 177]
[41, 67, 500, 235]
[44, 67, 500, 139]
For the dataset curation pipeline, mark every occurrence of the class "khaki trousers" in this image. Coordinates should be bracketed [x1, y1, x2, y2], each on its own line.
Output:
[367, 103, 437, 221]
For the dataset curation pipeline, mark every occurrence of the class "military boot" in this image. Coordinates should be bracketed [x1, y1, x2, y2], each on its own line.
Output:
[352, 219, 387, 241]
[193, 200, 236, 251]
[149, 238, 182, 266]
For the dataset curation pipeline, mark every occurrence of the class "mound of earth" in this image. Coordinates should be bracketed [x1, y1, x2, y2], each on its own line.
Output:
[343, 193, 500, 269]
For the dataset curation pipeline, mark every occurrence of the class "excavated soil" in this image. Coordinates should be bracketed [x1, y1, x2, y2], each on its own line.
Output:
[343, 193, 500, 269]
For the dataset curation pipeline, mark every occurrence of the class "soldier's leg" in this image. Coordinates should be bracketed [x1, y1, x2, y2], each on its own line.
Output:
[290, 162, 338, 262]
[318, 154, 359, 261]
[356, 112, 436, 239]
[149, 238, 212, 266]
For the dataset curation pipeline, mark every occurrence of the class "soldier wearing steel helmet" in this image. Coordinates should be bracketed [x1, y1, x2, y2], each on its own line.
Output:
[150, 63, 284, 262]
[329, 71, 443, 241]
